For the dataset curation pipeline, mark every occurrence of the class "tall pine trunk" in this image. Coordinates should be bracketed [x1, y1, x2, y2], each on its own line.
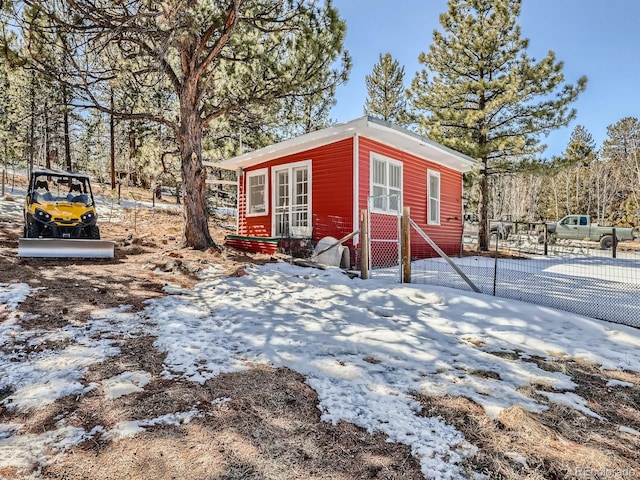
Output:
[63, 90, 72, 171]
[110, 90, 116, 189]
[564, 171, 571, 215]
[550, 176, 559, 220]
[177, 90, 215, 250]
[575, 169, 580, 213]
[478, 158, 490, 251]
[476, 94, 490, 252]
[44, 99, 51, 169]
[28, 72, 36, 177]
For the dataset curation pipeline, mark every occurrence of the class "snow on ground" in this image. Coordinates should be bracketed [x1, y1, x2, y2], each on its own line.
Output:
[620, 425, 640, 436]
[103, 409, 203, 440]
[534, 391, 604, 420]
[0, 283, 31, 312]
[606, 379, 634, 388]
[142, 263, 640, 480]
[0, 423, 100, 479]
[102, 370, 151, 399]
[0, 305, 142, 412]
[2, 263, 640, 478]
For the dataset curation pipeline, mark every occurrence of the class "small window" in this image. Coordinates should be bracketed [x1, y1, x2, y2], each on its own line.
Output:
[428, 170, 440, 225]
[370, 155, 402, 214]
[246, 168, 268, 216]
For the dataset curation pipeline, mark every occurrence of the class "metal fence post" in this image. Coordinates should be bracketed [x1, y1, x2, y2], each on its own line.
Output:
[493, 229, 499, 296]
[612, 227, 617, 258]
[396, 197, 402, 282]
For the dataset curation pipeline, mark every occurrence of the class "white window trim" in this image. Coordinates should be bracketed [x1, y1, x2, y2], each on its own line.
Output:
[428, 169, 441, 225]
[245, 168, 269, 217]
[369, 153, 403, 215]
[353, 134, 360, 246]
[271, 160, 312, 237]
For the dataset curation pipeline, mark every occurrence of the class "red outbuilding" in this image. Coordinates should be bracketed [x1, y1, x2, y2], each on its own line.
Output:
[217, 117, 475, 267]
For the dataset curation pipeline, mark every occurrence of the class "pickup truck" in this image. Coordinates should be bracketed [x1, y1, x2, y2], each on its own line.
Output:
[542, 215, 635, 249]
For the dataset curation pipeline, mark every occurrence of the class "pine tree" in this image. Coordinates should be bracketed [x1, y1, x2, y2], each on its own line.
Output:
[12, 0, 350, 250]
[408, 0, 587, 250]
[364, 53, 409, 125]
[277, 91, 337, 138]
[565, 126, 596, 165]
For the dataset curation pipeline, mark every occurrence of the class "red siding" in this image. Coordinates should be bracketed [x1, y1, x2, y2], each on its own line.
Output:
[238, 138, 354, 241]
[357, 137, 463, 257]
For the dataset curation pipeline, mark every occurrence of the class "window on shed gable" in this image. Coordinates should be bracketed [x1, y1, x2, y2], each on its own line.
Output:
[371, 156, 402, 214]
[428, 170, 440, 225]
[246, 169, 268, 216]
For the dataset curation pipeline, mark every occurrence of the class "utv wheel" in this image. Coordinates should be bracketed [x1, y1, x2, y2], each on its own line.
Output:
[26, 222, 40, 238]
[600, 235, 613, 249]
[87, 225, 101, 240]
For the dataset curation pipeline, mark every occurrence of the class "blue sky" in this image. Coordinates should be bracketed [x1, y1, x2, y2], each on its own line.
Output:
[330, 0, 640, 159]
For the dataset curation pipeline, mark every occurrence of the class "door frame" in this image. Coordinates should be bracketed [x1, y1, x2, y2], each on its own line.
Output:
[271, 160, 312, 237]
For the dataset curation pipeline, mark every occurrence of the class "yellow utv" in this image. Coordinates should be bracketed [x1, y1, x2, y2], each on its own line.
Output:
[19, 169, 114, 258]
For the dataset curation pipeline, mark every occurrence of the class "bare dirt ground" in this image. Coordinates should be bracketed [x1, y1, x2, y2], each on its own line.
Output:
[1, 178, 639, 479]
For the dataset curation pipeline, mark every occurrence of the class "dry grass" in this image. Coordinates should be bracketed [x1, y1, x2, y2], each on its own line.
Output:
[39, 367, 424, 480]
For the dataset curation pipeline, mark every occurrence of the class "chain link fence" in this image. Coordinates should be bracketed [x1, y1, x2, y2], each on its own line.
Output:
[279, 202, 639, 328]
[409, 220, 640, 327]
[367, 196, 402, 282]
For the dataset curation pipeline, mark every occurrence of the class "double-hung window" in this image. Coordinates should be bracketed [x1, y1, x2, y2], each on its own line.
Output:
[246, 168, 268, 216]
[427, 170, 440, 225]
[370, 154, 402, 214]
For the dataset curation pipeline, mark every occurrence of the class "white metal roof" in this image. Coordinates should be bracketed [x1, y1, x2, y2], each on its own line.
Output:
[215, 116, 476, 173]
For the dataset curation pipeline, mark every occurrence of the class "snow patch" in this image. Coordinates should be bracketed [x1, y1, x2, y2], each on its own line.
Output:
[536, 391, 604, 420]
[606, 379, 634, 388]
[102, 371, 151, 399]
[0, 307, 143, 411]
[104, 409, 203, 440]
[0, 424, 101, 476]
[619, 425, 640, 436]
[0, 283, 31, 312]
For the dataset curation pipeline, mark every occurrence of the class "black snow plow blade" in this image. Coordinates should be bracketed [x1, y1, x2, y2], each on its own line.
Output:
[18, 238, 115, 259]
